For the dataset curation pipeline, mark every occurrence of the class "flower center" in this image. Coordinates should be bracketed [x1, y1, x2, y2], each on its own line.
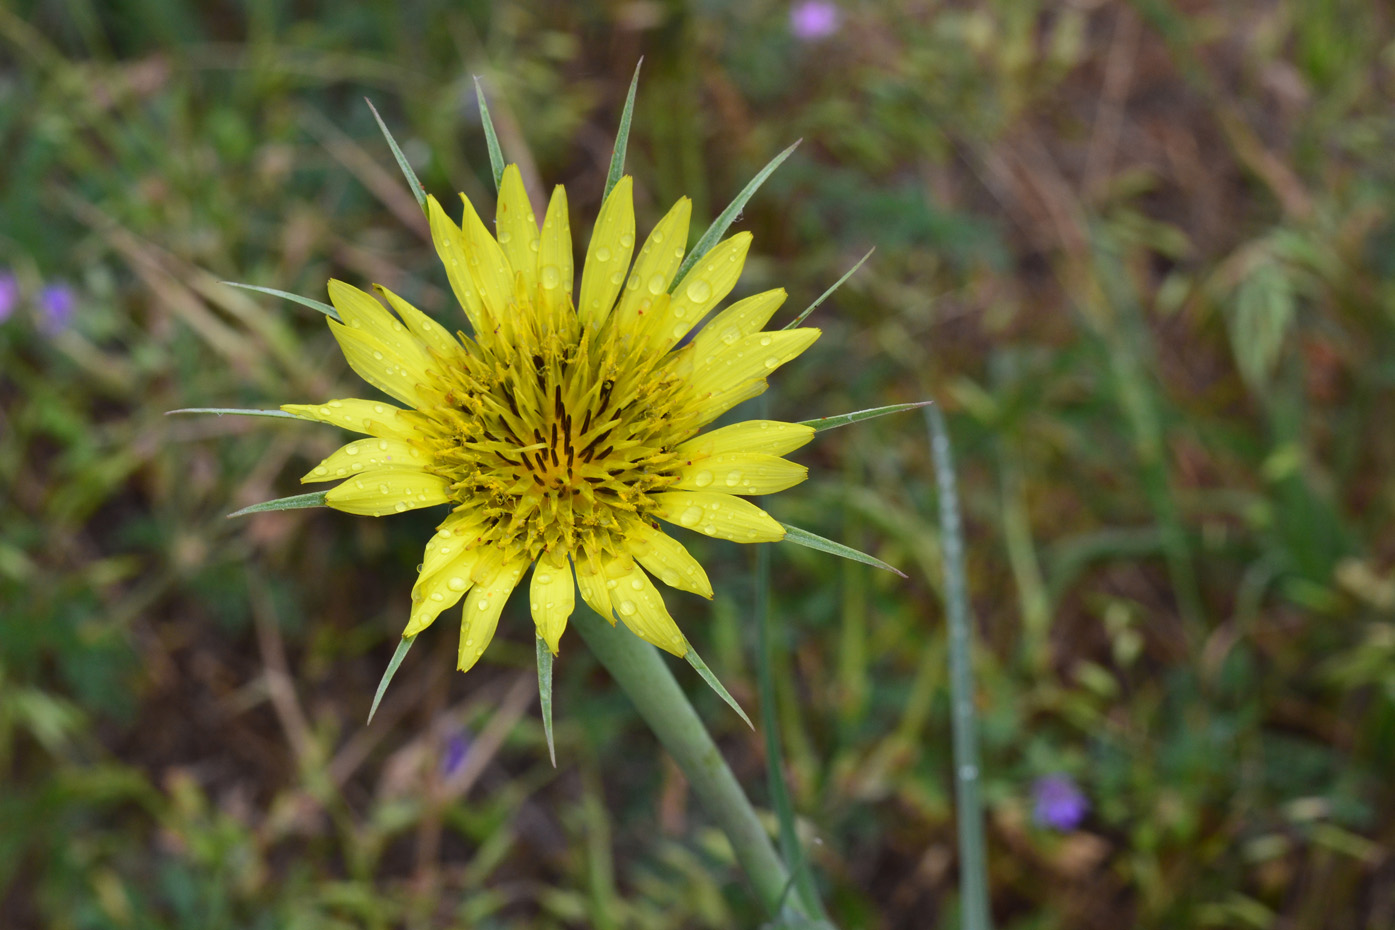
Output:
[411, 312, 697, 562]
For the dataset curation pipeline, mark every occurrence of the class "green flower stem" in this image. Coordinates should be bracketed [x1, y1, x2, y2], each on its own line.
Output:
[571, 607, 796, 918]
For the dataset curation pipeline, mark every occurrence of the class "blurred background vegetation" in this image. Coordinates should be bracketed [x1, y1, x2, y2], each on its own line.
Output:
[2, 0, 1394, 927]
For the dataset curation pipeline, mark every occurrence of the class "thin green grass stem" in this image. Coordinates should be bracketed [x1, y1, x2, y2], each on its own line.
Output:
[926, 407, 992, 930]
[570, 608, 799, 920]
[756, 541, 827, 921]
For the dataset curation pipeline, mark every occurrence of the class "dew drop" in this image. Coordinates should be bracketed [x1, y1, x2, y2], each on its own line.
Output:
[529, 239, 540, 252]
[378, 440, 389, 451]
[620, 233, 634, 248]
[335, 467, 347, 477]
[647, 273, 666, 295]
[673, 246, 685, 259]
[672, 323, 688, 339]
[685, 279, 712, 303]
[764, 356, 780, 369]
[319, 406, 331, 416]
[596, 246, 612, 262]
[701, 523, 716, 535]
[541, 265, 561, 289]
[630, 578, 644, 591]
[350, 462, 363, 472]
[498, 230, 512, 244]
[536, 572, 552, 585]
[448, 577, 467, 592]
[372, 351, 384, 360]
[347, 444, 360, 456]
[476, 598, 490, 612]
[693, 471, 714, 488]
[373, 404, 385, 413]
[759, 336, 772, 347]
[379, 483, 389, 494]
[618, 600, 637, 616]
[725, 470, 741, 487]
[394, 501, 407, 513]
[430, 592, 444, 602]
[679, 506, 703, 527]
[313, 466, 328, 476]
[652, 230, 665, 244]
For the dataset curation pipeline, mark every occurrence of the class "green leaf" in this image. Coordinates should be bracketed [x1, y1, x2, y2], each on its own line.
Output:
[536, 637, 557, 766]
[166, 407, 299, 419]
[671, 139, 801, 294]
[222, 281, 340, 322]
[783, 247, 874, 330]
[605, 59, 643, 201]
[368, 635, 415, 724]
[474, 76, 505, 192]
[684, 644, 753, 729]
[364, 98, 427, 210]
[778, 522, 906, 578]
[227, 491, 329, 519]
[799, 401, 932, 433]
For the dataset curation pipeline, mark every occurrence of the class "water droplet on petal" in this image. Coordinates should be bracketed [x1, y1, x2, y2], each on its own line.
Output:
[618, 600, 637, 616]
[620, 233, 634, 248]
[596, 246, 611, 262]
[679, 506, 703, 527]
[693, 471, 713, 488]
[541, 265, 561, 289]
[764, 356, 780, 369]
[536, 572, 552, 585]
[725, 470, 742, 487]
[448, 577, 467, 592]
[685, 279, 712, 303]
[647, 273, 666, 295]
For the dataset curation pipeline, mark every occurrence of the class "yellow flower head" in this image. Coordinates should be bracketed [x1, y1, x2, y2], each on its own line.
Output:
[282, 165, 819, 672]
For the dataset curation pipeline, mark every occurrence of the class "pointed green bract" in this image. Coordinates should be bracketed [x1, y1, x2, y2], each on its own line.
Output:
[365, 98, 427, 210]
[536, 636, 557, 767]
[167, 407, 299, 419]
[475, 77, 505, 192]
[227, 491, 329, 518]
[799, 401, 932, 433]
[605, 59, 643, 201]
[684, 645, 753, 729]
[671, 139, 802, 294]
[784, 247, 874, 330]
[222, 281, 341, 322]
[368, 635, 415, 724]
[778, 522, 906, 577]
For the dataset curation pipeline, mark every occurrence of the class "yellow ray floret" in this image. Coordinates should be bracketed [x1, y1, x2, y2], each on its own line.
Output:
[283, 163, 823, 673]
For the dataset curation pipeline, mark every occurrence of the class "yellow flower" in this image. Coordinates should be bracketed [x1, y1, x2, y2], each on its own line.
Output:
[281, 165, 820, 672]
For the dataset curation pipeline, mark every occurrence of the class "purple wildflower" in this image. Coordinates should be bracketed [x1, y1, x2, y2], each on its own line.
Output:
[38, 283, 77, 334]
[1032, 774, 1088, 831]
[441, 730, 472, 777]
[790, 0, 840, 40]
[0, 272, 17, 323]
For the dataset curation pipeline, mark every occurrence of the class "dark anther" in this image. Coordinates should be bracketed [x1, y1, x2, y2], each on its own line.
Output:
[504, 389, 519, 418]
[580, 409, 592, 435]
[549, 446, 560, 468]
[533, 474, 545, 487]
[595, 445, 613, 461]
[533, 354, 544, 372]
[597, 379, 614, 413]
[554, 385, 564, 418]
[550, 422, 558, 448]
[566, 445, 575, 469]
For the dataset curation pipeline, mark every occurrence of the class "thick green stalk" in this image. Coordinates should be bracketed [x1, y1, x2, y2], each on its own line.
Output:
[571, 608, 797, 918]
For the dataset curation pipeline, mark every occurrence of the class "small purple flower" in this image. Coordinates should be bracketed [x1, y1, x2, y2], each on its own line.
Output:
[1032, 774, 1088, 831]
[441, 730, 472, 777]
[790, 0, 840, 40]
[38, 283, 77, 334]
[0, 272, 17, 322]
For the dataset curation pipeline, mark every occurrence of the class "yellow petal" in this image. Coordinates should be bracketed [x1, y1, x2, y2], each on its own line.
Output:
[651, 491, 785, 542]
[328, 280, 434, 370]
[300, 437, 429, 483]
[611, 197, 691, 331]
[324, 468, 450, 516]
[375, 285, 463, 361]
[658, 232, 752, 351]
[574, 554, 614, 622]
[675, 420, 814, 459]
[403, 534, 483, 637]
[538, 185, 573, 320]
[282, 398, 415, 440]
[577, 176, 635, 328]
[687, 328, 821, 423]
[673, 452, 807, 495]
[496, 165, 540, 298]
[529, 552, 575, 654]
[427, 194, 490, 335]
[329, 321, 430, 408]
[622, 518, 712, 598]
[691, 288, 787, 362]
[458, 557, 528, 672]
[458, 192, 515, 324]
[608, 561, 688, 656]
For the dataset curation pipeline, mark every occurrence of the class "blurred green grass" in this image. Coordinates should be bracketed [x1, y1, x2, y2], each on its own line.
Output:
[2, 1, 1395, 927]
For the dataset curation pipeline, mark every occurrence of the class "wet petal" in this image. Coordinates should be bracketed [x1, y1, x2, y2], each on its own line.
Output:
[622, 518, 712, 598]
[324, 468, 450, 516]
[658, 232, 751, 351]
[577, 176, 635, 327]
[537, 185, 573, 320]
[427, 194, 489, 334]
[651, 491, 785, 542]
[690, 288, 787, 362]
[375, 285, 464, 360]
[300, 437, 428, 483]
[529, 552, 574, 654]
[607, 561, 688, 656]
[496, 165, 540, 298]
[687, 328, 820, 423]
[458, 192, 516, 324]
[281, 398, 415, 440]
[612, 196, 691, 331]
[672, 452, 807, 495]
[675, 420, 814, 459]
[458, 557, 528, 672]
